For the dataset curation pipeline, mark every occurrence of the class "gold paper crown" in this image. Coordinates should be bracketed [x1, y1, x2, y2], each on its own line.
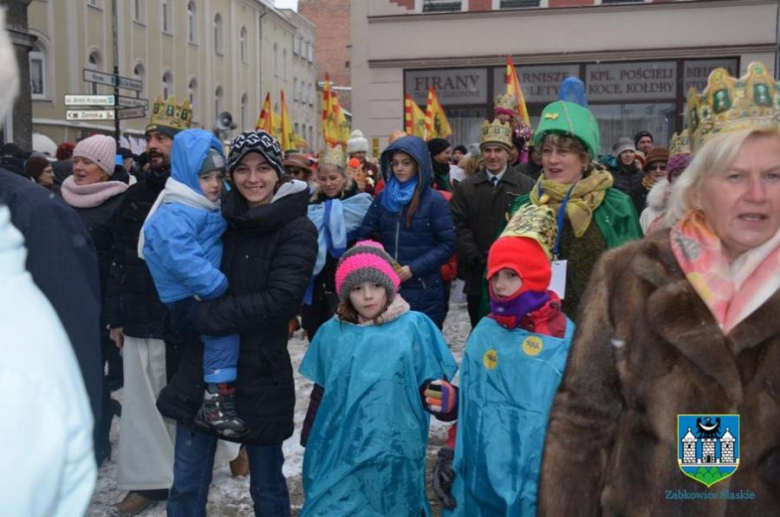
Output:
[494, 93, 518, 114]
[480, 119, 513, 150]
[146, 96, 193, 134]
[669, 130, 691, 158]
[686, 62, 780, 150]
[321, 145, 345, 168]
[500, 203, 557, 260]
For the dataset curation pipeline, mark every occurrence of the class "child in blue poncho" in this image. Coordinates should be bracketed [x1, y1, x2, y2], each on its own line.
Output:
[435, 203, 575, 516]
[141, 128, 247, 438]
[298, 240, 458, 517]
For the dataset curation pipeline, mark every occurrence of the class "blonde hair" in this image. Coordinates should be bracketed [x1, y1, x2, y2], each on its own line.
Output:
[666, 126, 780, 225]
[310, 163, 353, 202]
[458, 155, 482, 176]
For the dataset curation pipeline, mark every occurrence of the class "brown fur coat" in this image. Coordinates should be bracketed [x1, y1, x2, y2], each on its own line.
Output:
[539, 230, 780, 516]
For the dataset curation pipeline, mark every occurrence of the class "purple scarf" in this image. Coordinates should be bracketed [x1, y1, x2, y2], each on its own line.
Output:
[489, 289, 550, 330]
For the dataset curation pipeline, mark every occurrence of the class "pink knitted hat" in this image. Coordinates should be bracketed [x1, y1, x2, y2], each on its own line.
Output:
[335, 240, 401, 301]
[73, 134, 117, 176]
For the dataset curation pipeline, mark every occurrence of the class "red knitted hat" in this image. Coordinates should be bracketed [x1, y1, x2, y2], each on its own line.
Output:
[487, 236, 551, 294]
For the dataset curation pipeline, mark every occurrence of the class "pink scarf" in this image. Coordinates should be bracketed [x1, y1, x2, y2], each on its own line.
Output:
[670, 210, 780, 334]
[61, 175, 128, 208]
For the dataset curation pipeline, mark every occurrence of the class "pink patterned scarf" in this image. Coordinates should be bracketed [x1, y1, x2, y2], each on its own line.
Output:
[670, 210, 780, 334]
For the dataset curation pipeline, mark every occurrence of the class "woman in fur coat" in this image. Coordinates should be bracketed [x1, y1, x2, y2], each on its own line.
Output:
[538, 65, 780, 516]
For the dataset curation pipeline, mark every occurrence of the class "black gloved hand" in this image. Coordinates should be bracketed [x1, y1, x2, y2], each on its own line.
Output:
[432, 447, 456, 510]
[168, 297, 198, 335]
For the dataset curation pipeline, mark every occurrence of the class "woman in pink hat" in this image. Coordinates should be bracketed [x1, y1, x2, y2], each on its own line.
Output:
[61, 133, 128, 466]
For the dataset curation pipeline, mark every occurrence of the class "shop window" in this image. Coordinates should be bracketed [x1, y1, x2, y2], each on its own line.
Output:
[87, 50, 102, 95]
[590, 103, 675, 156]
[241, 94, 248, 130]
[422, 0, 462, 12]
[215, 86, 224, 118]
[188, 78, 197, 110]
[499, 0, 540, 8]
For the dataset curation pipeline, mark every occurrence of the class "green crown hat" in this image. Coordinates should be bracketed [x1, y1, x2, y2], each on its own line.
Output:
[686, 61, 780, 151]
[533, 101, 600, 158]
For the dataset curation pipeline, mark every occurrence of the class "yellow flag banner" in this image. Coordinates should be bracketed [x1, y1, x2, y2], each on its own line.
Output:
[256, 92, 275, 134]
[425, 87, 453, 140]
[322, 72, 340, 147]
[506, 56, 531, 126]
[280, 90, 293, 151]
[404, 94, 427, 139]
[331, 91, 350, 147]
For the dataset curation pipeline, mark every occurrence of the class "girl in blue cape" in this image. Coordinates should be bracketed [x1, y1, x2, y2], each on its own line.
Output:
[436, 204, 575, 516]
[299, 240, 458, 517]
[140, 128, 248, 439]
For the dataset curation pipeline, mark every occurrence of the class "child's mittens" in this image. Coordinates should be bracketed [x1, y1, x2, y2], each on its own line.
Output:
[424, 379, 457, 414]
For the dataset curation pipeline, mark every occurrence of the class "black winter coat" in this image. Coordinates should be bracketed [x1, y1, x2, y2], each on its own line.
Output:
[68, 194, 124, 300]
[157, 186, 318, 445]
[450, 168, 534, 295]
[0, 169, 103, 423]
[610, 163, 643, 195]
[104, 169, 173, 339]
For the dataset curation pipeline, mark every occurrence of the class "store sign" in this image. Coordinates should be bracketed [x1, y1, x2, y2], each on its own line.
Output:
[586, 61, 677, 101]
[683, 59, 739, 95]
[405, 68, 487, 106]
[492, 64, 580, 104]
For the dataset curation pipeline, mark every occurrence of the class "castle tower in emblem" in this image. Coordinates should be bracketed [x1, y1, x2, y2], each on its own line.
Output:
[720, 428, 735, 463]
[681, 428, 697, 463]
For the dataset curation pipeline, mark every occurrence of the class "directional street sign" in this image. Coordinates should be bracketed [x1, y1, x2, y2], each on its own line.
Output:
[118, 106, 147, 120]
[66, 110, 116, 121]
[82, 69, 143, 92]
[65, 94, 115, 106]
[117, 96, 149, 109]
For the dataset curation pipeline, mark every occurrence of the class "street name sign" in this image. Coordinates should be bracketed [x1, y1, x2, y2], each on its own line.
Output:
[117, 96, 149, 108]
[83, 69, 143, 92]
[65, 94, 115, 106]
[66, 110, 116, 121]
[118, 106, 147, 120]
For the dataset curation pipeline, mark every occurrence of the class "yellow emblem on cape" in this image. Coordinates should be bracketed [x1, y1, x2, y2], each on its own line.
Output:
[544, 112, 559, 120]
[522, 336, 544, 356]
[483, 349, 498, 370]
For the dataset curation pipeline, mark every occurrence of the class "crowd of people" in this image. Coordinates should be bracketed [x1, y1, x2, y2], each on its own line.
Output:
[1, 10, 779, 515]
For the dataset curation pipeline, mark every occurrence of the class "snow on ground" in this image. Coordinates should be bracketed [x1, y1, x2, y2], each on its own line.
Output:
[88, 290, 471, 516]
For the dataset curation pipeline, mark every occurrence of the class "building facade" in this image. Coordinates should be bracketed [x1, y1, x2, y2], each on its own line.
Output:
[299, 0, 352, 112]
[26, 0, 318, 151]
[281, 8, 319, 149]
[1, 0, 35, 151]
[352, 0, 778, 152]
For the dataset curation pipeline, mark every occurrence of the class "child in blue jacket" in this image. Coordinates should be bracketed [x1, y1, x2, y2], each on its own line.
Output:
[141, 128, 247, 438]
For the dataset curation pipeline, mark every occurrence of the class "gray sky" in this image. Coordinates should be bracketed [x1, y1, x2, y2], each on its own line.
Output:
[274, 0, 299, 10]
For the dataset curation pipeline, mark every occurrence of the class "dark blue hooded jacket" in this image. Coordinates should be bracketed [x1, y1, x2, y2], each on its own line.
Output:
[142, 129, 228, 304]
[358, 135, 457, 327]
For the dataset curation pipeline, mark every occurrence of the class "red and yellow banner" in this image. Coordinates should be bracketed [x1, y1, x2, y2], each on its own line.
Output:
[280, 90, 292, 150]
[256, 92, 276, 135]
[425, 87, 452, 140]
[506, 56, 531, 126]
[404, 93, 427, 139]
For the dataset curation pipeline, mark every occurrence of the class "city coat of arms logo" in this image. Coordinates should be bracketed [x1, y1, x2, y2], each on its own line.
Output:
[677, 414, 740, 487]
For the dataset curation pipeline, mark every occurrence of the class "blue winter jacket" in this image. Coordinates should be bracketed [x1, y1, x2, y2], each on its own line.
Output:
[358, 135, 457, 327]
[143, 129, 228, 304]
